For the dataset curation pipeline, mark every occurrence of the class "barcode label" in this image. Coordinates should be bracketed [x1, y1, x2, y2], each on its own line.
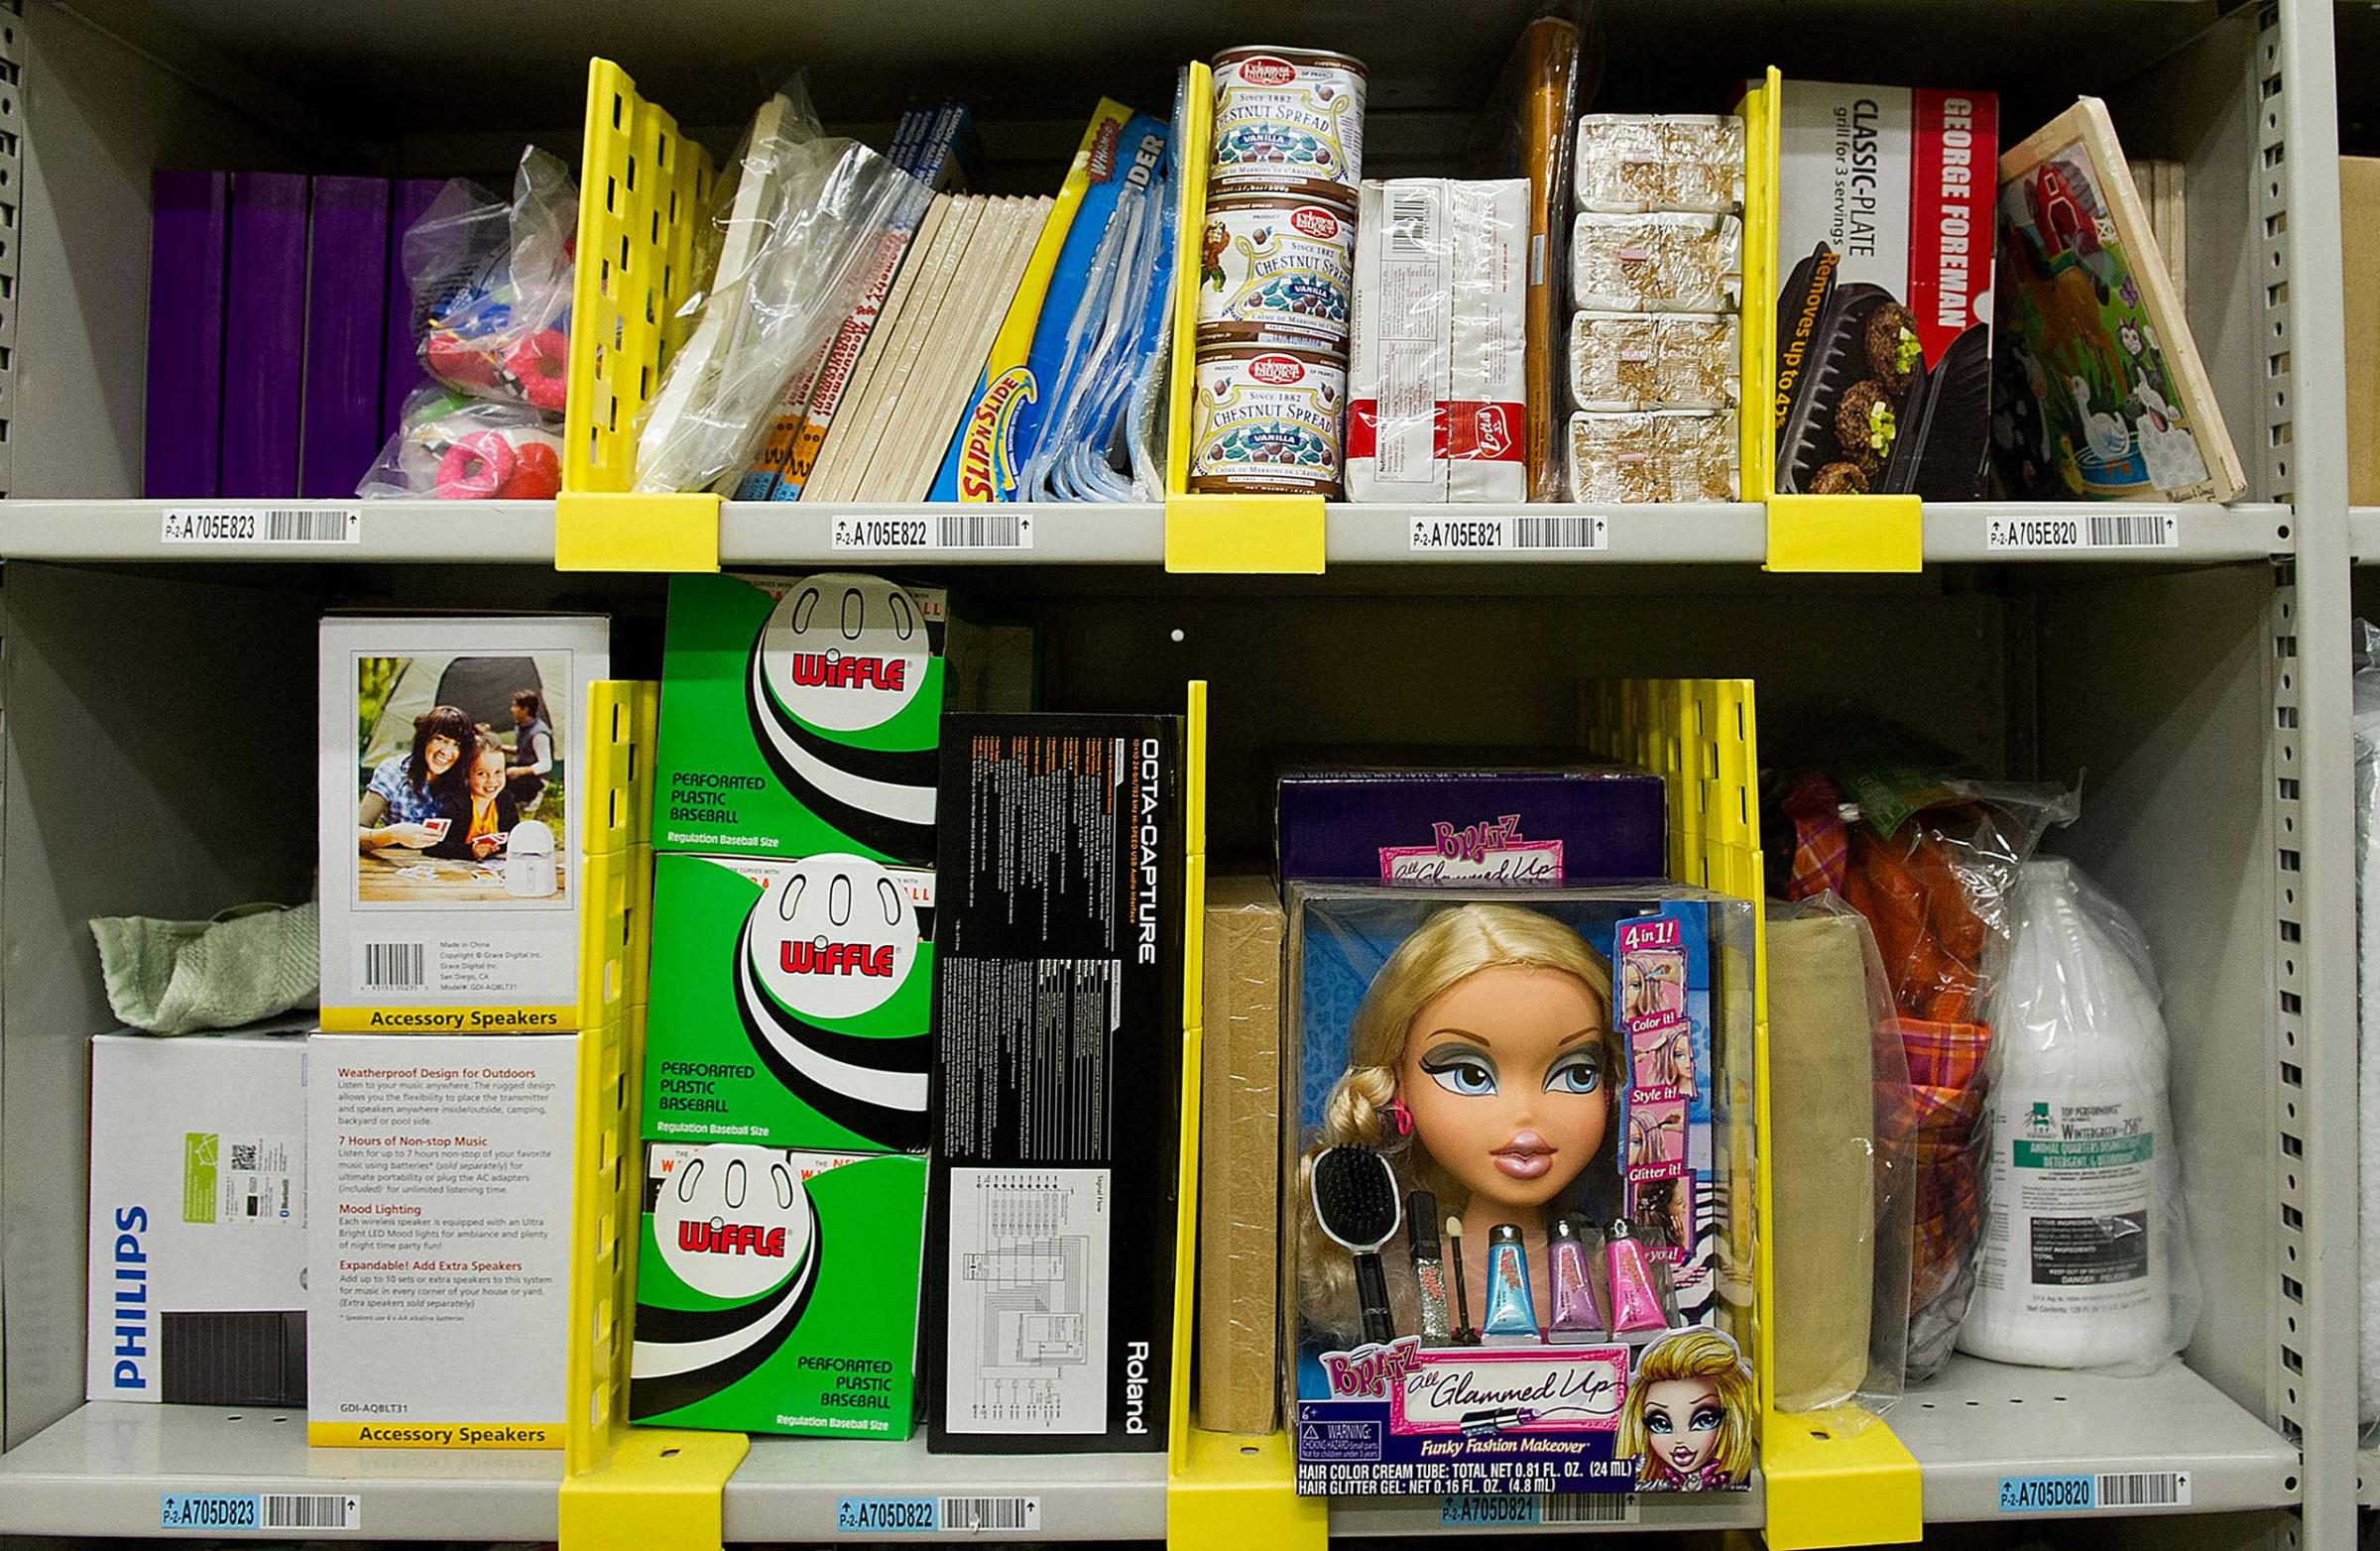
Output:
[1387, 187, 1435, 257]
[830, 513, 1034, 550]
[2096, 1472, 2189, 1507]
[363, 943, 424, 990]
[1409, 514, 1607, 552]
[1984, 512, 2178, 551]
[938, 1495, 1040, 1532]
[1542, 1493, 1640, 1524]
[161, 507, 361, 544]
[263, 1493, 360, 1529]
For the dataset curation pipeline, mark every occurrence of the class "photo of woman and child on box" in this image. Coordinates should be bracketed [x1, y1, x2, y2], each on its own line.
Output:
[352, 654, 566, 902]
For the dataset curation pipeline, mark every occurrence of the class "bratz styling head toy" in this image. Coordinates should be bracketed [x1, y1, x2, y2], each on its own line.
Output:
[1616, 1328, 1755, 1491]
[1298, 903, 1620, 1340]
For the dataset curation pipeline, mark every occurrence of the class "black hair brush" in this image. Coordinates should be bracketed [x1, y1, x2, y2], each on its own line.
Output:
[1312, 1144, 1402, 1345]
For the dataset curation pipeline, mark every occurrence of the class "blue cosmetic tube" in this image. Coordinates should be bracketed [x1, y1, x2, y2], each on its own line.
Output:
[1482, 1223, 1539, 1341]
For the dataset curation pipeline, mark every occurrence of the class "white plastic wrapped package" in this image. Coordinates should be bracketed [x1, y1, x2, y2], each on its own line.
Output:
[404, 148, 578, 411]
[1571, 212, 1742, 312]
[634, 78, 924, 494]
[1574, 115, 1745, 215]
[357, 385, 563, 500]
[1565, 409, 1736, 502]
[2354, 620, 2380, 1425]
[1570, 311, 1739, 411]
[1957, 858, 2198, 1372]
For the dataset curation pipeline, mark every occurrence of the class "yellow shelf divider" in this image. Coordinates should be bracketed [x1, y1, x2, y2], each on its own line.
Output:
[555, 59, 723, 574]
[1166, 680, 1327, 1550]
[1764, 493, 1924, 573]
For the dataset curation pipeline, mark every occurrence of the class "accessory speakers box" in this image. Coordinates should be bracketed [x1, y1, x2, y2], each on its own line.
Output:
[924, 714, 1183, 1454]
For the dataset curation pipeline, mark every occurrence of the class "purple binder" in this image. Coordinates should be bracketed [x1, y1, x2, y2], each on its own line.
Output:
[299, 177, 390, 498]
[144, 172, 229, 498]
[381, 179, 443, 436]
[221, 173, 308, 498]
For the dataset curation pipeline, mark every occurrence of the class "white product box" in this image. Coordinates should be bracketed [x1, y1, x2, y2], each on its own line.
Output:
[1347, 179, 1527, 503]
[318, 615, 609, 1032]
[306, 1032, 577, 1447]
[87, 1031, 309, 1405]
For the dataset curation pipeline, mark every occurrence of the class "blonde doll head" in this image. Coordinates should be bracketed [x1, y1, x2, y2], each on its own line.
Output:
[1297, 903, 1618, 1340]
[1616, 1328, 1754, 1488]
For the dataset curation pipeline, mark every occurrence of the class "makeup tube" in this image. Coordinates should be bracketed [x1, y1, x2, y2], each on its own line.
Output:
[1446, 1217, 1480, 1345]
[1605, 1216, 1671, 1335]
[1548, 1217, 1603, 1339]
[1483, 1224, 1538, 1339]
[1407, 1192, 1452, 1342]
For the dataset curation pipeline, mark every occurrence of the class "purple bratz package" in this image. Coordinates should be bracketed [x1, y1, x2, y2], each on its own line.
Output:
[1276, 764, 1665, 886]
[1287, 885, 1752, 1497]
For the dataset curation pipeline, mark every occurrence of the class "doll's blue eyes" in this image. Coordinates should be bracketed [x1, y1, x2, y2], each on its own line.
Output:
[1545, 1054, 1603, 1095]
[1646, 1411, 1671, 1434]
[1422, 1054, 1496, 1096]
[1692, 1407, 1723, 1433]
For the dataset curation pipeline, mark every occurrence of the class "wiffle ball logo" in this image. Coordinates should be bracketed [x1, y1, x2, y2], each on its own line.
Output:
[632, 1147, 820, 1418]
[745, 574, 937, 865]
[733, 855, 929, 1151]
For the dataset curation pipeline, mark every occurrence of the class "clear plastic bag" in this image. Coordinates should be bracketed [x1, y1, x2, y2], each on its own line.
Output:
[404, 147, 577, 411]
[356, 385, 563, 500]
[1776, 767, 2078, 1379]
[634, 77, 925, 494]
[1958, 858, 2198, 1372]
[1766, 894, 1914, 1421]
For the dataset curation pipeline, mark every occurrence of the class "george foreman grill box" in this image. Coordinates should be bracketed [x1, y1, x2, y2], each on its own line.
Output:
[1773, 81, 1998, 499]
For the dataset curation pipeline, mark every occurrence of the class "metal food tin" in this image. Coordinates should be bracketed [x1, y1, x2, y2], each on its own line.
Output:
[1211, 46, 1368, 193]
[1188, 344, 1347, 496]
[1193, 187, 1358, 350]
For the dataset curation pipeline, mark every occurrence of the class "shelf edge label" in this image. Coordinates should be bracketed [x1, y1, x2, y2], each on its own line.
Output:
[1407, 513, 1608, 552]
[829, 512, 1034, 552]
[160, 507, 362, 544]
[1983, 512, 2177, 552]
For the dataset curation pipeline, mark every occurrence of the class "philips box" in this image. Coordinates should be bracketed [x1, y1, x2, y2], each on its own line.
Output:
[87, 1031, 308, 1406]
[630, 1145, 926, 1438]
[644, 852, 935, 1151]
[318, 614, 610, 1032]
[925, 714, 1183, 1455]
[306, 1032, 576, 1447]
[1276, 762, 1666, 884]
[654, 572, 944, 867]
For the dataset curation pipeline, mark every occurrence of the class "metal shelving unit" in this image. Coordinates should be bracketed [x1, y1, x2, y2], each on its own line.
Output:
[0, 0, 2364, 1546]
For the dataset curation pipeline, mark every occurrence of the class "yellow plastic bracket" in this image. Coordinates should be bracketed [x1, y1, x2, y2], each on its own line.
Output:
[1764, 494, 1923, 572]
[1164, 493, 1327, 574]
[1760, 1415, 1922, 1551]
[554, 491, 722, 574]
[557, 1429, 748, 1551]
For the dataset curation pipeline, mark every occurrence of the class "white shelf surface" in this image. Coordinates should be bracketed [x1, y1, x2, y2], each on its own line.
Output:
[0, 1402, 563, 1538]
[1892, 1355, 2298, 1522]
[721, 1434, 1164, 1541]
[0, 500, 2290, 568]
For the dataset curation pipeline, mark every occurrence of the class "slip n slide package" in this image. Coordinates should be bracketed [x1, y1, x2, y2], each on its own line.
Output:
[1289, 886, 1754, 1497]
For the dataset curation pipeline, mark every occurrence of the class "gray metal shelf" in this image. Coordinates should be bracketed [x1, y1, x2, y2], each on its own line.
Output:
[721, 1435, 1165, 1541]
[0, 1403, 564, 1539]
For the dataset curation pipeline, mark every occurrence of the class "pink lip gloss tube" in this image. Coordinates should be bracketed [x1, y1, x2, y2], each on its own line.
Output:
[1605, 1216, 1672, 1338]
[1547, 1217, 1603, 1340]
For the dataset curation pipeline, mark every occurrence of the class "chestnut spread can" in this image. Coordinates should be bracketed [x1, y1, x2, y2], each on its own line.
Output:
[1189, 344, 1347, 497]
[1193, 187, 1358, 350]
[1211, 47, 1368, 194]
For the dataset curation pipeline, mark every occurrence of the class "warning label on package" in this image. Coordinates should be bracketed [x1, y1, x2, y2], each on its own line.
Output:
[2015, 1135, 2154, 1167]
[2030, 1212, 2150, 1286]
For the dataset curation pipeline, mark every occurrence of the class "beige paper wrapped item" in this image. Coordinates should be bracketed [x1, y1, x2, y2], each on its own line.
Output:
[1570, 311, 1739, 411]
[1768, 912, 1879, 1413]
[1571, 212, 1742, 312]
[1197, 876, 1286, 1435]
[1574, 114, 1745, 214]
[1565, 409, 1737, 502]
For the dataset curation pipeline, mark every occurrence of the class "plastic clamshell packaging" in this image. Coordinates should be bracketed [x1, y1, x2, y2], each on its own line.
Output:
[1188, 343, 1347, 497]
[1195, 186, 1358, 351]
[1569, 311, 1740, 412]
[1210, 46, 1368, 194]
[1573, 115, 1746, 215]
[1571, 212, 1744, 313]
[1565, 409, 1738, 503]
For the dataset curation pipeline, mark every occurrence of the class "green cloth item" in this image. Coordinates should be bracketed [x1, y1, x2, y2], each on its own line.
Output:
[89, 901, 319, 1035]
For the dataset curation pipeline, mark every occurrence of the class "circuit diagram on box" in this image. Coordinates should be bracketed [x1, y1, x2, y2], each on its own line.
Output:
[945, 1166, 1110, 1433]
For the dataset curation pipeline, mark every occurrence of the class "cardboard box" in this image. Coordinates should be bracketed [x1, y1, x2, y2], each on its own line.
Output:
[306, 1033, 577, 1447]
[1773, 81, 1997, 497]
[1196, 876, 1284, 1436]
[926, 714, 1183, 1454]
[2345, 158, 2380, 506]
[319, 615, 610, 1032]
[643, 852, 935, 1151]
[654, 572, 944, 867]
[630, 1145, 926, 1437]
[87, 1031, 308, 1406]
[1276, 763, 1666, 884]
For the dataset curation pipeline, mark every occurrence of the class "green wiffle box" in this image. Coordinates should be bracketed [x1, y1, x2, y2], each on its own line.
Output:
[644, 850, 934, 1151]
[630, 1145, 925, 1438]
[654, 571, 944, 868]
